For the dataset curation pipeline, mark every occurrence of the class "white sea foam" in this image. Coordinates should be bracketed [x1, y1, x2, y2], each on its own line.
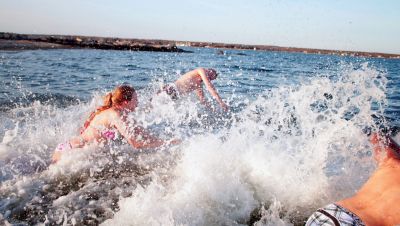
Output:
[0, 63, 388, 225]
[102, 64, 386, 225]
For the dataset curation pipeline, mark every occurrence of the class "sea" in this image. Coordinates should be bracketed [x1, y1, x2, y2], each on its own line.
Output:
[0, 47, 399, 225]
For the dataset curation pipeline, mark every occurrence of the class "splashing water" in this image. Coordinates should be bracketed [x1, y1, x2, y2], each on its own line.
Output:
[0, 59, 391, 225]
[0, 41, 397, 225]
[100, 63, 386, 226]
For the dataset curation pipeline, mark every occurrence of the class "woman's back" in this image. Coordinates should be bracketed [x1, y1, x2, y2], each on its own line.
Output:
[80, 108, 120, 143]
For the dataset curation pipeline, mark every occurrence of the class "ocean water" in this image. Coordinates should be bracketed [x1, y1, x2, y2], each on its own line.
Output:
[0, 47, 399, 225]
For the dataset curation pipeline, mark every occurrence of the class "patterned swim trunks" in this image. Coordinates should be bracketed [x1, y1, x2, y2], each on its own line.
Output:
[306, 203, 365, 226]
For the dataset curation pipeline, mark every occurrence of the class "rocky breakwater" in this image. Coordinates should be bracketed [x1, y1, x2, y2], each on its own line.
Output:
[0, 32, 187, 52]
[177, 41, 400, 59]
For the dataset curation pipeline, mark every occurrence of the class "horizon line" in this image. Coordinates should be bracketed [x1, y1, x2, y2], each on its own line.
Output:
[1, 31, 400, 58]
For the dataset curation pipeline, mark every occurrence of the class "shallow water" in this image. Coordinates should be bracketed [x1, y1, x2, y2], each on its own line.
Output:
[0, 48, 399, 225]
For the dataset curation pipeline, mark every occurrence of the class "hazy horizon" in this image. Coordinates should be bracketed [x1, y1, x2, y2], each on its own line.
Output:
[1, 0, 399, 54]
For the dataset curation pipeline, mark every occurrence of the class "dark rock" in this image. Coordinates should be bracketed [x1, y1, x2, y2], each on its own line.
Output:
[0, 32, 187, 52]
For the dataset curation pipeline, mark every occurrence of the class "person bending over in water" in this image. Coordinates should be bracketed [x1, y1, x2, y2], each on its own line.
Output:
[159, 68, 229, 111]
[306, 132, 400, 226]
[52, 85, 180, 163]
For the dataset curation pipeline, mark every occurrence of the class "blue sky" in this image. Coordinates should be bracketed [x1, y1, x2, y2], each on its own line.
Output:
[1, 0, 399, 54]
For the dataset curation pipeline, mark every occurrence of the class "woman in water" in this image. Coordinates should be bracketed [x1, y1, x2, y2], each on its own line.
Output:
[306, 132, 400, 226]
[52, 85, 180, 162]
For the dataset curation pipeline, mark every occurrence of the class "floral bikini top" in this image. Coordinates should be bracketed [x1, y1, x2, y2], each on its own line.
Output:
[101, 129, 116, 140]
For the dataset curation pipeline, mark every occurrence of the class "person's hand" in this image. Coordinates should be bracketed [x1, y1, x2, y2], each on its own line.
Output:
[370, 133, 380, 145]
[220, 102, 229, 112]
[167, 138, 182, 146]
[369, 132, 400, 162]
[370, 133, 385, 161]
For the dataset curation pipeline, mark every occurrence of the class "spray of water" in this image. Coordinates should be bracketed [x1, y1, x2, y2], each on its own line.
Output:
[0, 63, 387, 225]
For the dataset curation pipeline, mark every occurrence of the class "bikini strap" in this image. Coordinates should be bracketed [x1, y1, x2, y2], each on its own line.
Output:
[81, 106, 111, 134]
[316, 209, 340, 226]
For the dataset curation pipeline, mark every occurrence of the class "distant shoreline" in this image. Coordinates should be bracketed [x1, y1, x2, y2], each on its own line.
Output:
[0, 32, 186, 53]
[1, 32, 399, 59]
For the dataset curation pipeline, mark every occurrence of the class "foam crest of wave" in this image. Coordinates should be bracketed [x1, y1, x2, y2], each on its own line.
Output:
[103, 64, 386, 225]
[0, 63, 388, 225]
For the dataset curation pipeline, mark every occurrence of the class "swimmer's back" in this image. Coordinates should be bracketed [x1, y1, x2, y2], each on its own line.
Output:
[174, 69, 203, 94]
[80, 108, 120, 142]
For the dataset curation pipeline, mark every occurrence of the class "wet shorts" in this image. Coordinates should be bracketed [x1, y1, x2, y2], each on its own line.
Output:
[306, 203, 365, 226]
[161, 83, 179, 100]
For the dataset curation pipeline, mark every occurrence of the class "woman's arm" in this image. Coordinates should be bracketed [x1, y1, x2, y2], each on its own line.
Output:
[112, 111, 177, 149]
[128, 125, 166, 149]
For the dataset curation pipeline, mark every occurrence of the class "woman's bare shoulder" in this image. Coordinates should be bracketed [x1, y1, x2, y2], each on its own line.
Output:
[90, 108, 120, 124]
[103, 108, 121, 119]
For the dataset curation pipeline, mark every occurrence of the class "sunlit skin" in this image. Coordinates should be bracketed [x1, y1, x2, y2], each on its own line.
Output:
[337, 133, 400, 226]
[174, 68, 229, 111]
[52, 90, 180, 163]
